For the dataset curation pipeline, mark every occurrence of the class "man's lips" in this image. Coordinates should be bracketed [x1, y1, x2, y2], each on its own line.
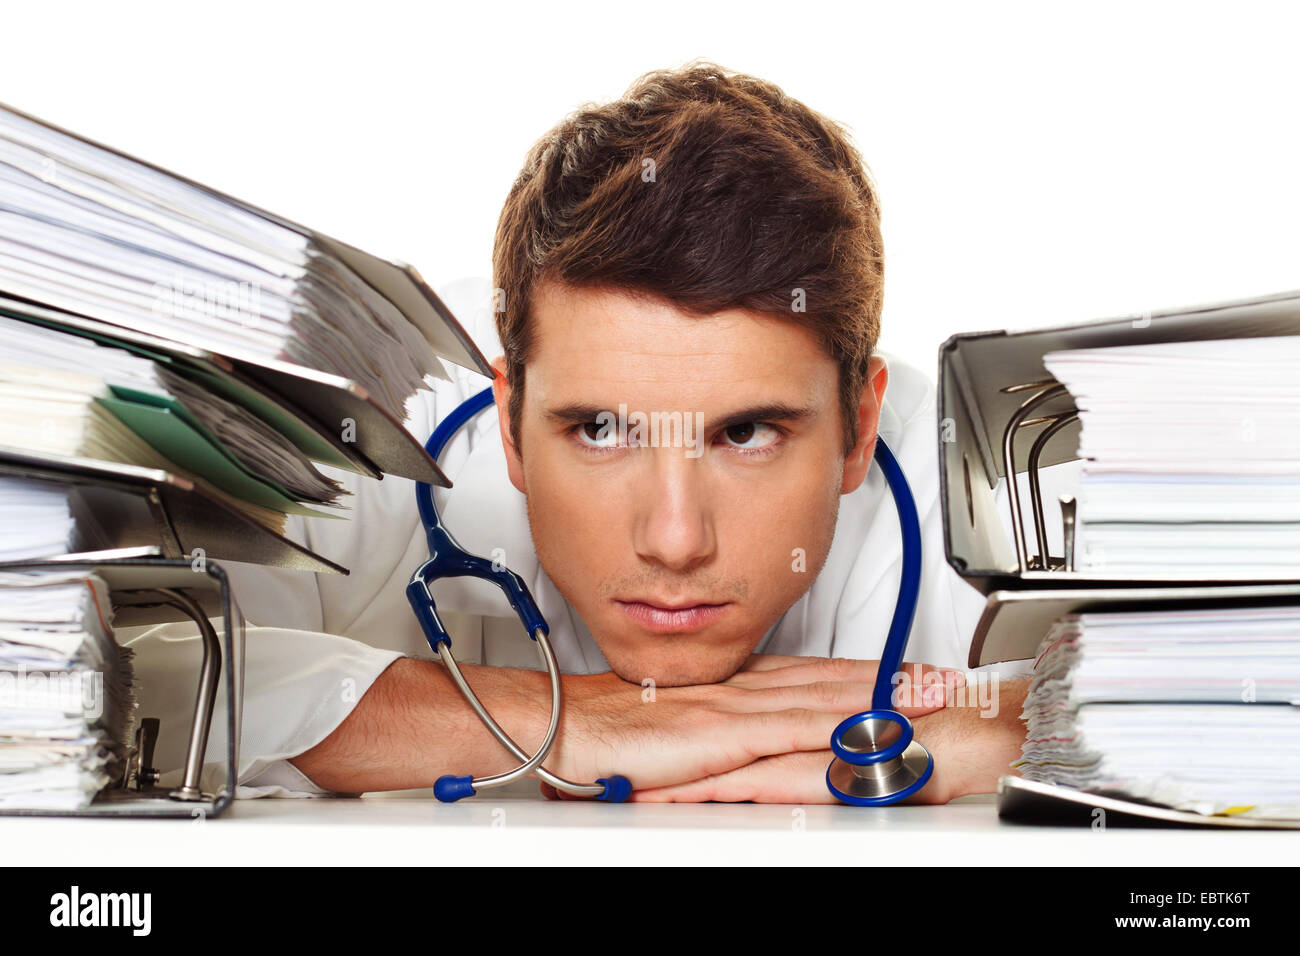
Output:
[615, 599, 731, 634]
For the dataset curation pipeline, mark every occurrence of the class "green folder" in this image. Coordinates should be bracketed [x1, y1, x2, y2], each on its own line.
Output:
[178, 365, 353, 469]
[0, 303, 354, 470]
[99, 385, 344, 518]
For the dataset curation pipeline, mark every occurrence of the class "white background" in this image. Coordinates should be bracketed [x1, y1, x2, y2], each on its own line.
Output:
[4, 1, 1299, 374]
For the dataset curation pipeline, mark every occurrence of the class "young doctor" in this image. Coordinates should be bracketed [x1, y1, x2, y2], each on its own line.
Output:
[129, 62, 1049, 804]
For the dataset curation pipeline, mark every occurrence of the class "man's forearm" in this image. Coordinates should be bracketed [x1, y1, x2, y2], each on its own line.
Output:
[287, 653, 986, 800]
[289, 657, 552, 793]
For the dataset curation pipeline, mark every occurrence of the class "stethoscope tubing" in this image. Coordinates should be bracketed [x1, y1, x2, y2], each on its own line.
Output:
[868, 435, 924, 712]
[416, 385, 627, 801]
[432, 625, 608, 800]
[418, 385, 927, 805]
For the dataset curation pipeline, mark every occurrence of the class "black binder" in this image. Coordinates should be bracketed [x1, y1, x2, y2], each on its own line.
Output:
[0, 556, 242, 818]
[938, 290, 1300, 826]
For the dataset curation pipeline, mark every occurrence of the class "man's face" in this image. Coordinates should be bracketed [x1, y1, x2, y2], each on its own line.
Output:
[492, 281, 886, 686]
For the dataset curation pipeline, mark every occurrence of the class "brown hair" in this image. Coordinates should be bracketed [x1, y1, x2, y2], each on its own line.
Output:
[492, 59, 884, 456]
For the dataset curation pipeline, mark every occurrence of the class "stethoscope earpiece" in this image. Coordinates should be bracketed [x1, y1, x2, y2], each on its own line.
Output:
[825, 710, 934, 806]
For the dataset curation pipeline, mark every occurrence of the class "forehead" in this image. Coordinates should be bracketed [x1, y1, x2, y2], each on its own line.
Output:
[525, 281, 837, 407]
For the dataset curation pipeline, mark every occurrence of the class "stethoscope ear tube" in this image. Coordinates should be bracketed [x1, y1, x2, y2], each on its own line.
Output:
[416, 388, 631, 803]
[429, 624, 627, 802]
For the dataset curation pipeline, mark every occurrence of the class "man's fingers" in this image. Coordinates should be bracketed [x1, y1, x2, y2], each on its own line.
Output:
[734, 708, 852, 761]
[737, 654, 822, 672]
[631, 751, 838, 804]
[540, 781, 600, 801]
[736, 656, 958, 687]
[729, 659, 879, 686]
[718, 679, 950, 718]
[731, 657, 966, 708]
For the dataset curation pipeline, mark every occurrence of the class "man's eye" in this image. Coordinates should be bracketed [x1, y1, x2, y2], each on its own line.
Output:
[575, 421, 622, 448]
[720, 422, 780, 450]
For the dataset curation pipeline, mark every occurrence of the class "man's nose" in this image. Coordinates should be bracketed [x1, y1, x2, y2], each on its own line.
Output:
[631, 448, 716, 572]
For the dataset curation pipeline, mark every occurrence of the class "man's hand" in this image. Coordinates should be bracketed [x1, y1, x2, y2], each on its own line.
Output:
[290, 654, 964, 796]
[525, 655, 965, 794]
[623, 675, 1032, 804]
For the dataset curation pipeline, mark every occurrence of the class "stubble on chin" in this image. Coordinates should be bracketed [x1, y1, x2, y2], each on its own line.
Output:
[600, 641, 754, 688]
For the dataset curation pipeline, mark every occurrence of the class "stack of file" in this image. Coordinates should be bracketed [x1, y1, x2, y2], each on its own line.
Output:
[0, 476, 107, 561]
[1042, 335, 1300, 575]
[0, 568, 136, 810]
[1016, 605, 1300, 820]
[0, 98, 491, 816]
[0, 101, 490, 570]
[0, 100, 491, 812]
[0, 312, 347, 536]
[0, 104, 448, 418]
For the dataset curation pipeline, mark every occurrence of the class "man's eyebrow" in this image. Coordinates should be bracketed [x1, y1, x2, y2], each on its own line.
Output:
[543, 401, 818, 430]
[710, 403, 818, 431]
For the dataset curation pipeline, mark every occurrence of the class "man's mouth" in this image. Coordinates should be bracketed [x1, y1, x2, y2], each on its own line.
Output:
[614, 599, 731, 634]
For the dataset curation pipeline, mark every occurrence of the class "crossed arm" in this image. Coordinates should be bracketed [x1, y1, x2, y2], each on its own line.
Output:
[289, 655, 1031, 803]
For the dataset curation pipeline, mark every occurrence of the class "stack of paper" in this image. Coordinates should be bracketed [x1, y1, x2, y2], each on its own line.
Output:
[0, 102, 494, 814]
[0, 569, 136, 810]
[0, 104, 447, 419]
[0, 477, 91, 561]
[1016, 605, 1300, 819]
[1042, 335, 1300, 575]
[0, 313, 348, 536]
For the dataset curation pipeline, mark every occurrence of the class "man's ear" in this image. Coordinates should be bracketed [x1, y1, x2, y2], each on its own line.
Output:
[840, 354, 889, 495]
[489, 355, 527, 494]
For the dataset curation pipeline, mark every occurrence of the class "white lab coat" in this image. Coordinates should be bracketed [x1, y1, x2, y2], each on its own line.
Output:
[124, 281, 1065, 798]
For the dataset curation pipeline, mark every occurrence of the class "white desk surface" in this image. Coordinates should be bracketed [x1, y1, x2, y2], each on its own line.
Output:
[0, 790, 1290, 865]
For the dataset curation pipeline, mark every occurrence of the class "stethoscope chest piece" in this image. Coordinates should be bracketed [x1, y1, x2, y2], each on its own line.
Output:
[826, 710, 933, 806]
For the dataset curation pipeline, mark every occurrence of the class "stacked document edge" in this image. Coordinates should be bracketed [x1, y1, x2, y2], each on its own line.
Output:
[0, 100, 492, 810]
[0, 569, 136, 810]
[1015, 605, 1300, 821]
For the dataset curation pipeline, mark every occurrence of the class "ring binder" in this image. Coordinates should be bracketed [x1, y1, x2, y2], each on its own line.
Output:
[0, 449, 348, 575]
[0, 557, 243, 818]
[939, 287, 1300, 593]
[0, 101, 498, 817]
[0, 293, 454, 487]
[940, 292, 1300, 825]
[940, 293, 1300, 665]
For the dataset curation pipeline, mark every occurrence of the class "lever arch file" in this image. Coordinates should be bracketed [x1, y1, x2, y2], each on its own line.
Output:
[0, 100, 497, 816]
[0, 556, 242, 818]
[0, 102, 493, 395]
[0, 453, 347, 575]
[0, 292, 436, 486]
[939, 287, 1300, 595]
[940, 289, 1300, 667]
[939, 290, 1300, 826]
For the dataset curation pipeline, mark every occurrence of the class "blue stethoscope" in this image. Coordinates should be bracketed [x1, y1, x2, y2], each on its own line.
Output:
[407, 386, 931, 805]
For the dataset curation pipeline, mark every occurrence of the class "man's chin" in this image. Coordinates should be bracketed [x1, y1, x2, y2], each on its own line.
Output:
[601, 643, 753, 687]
